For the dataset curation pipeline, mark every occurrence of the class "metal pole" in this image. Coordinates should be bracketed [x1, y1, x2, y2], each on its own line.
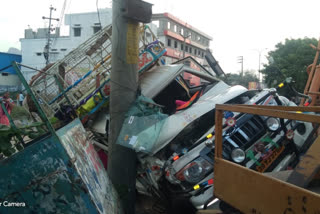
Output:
[107, 0, 139, 213]
[43, 6, 59, 65]
[46, 6, 53, 65]
[12, 62, 56, 137]
[181, 32, 190, 58]
[258, 52, 261, 82]
[183, 37, 186, 58]
[241, 57, 244, 77]
[253, 48, 267, 83]
[238, 56, 243, 77]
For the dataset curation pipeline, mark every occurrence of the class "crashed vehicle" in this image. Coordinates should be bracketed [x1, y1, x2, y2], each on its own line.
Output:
[91, 63, 314, 209]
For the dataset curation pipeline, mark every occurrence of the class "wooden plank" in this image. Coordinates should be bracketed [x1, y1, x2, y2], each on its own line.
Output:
[215, 104, 320, 124]
[214, 158, 320, 214]
[215, 110, 223, 158]
[239, 104, 320, 113]
[287, 135, 320, 187]
[307, 91, 320, 96]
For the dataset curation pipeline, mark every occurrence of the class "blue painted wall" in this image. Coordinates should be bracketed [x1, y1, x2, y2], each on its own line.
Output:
[0, 52, 22, 74]
[0, 135, 98, 214]
[0, 119, 122, 214]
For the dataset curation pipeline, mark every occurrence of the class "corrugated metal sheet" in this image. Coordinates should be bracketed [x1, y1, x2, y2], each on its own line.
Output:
[0, 53, 21, 75]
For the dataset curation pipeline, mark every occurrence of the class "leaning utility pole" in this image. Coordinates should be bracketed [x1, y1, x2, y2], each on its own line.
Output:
[108, 0, 152, 213]
[42, 5, 59, 65]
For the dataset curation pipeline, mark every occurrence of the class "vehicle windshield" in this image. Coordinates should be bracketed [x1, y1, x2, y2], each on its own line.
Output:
[179, 71, 210, 88]
[153, 70, 217, 115]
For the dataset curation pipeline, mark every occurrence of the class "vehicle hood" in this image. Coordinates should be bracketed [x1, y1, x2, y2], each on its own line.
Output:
[140, 64, 184, 98]
[150, 82, 248, 154]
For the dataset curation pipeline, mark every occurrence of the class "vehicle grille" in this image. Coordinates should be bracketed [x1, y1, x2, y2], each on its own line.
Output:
[225, 115, 266, 151]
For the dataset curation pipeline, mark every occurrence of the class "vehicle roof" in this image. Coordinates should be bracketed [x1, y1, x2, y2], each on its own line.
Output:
[140, 64, 220, 98]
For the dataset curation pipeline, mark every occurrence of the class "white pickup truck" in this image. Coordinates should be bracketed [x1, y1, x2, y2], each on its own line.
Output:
[90, 64, 314, 210]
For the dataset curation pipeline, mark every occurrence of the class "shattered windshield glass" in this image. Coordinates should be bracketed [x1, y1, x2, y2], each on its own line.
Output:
[116, 96, 168, 153]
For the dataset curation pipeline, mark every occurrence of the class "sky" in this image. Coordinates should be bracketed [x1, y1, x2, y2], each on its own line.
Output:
[1, 0, 320, 74]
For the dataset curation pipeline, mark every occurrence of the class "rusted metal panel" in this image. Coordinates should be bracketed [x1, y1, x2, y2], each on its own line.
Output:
[287, 135, 320, 187]
[214, 158, 320, 214]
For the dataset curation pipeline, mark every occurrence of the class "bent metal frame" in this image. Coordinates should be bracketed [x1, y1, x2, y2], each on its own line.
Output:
[214, 104, 320, 213]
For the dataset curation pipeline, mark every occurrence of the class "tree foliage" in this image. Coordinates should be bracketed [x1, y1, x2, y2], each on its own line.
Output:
[221, 70, 259, 88]
[262, 38, 319, 93]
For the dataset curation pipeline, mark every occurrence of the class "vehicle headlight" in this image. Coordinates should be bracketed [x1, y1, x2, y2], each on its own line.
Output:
[266, 117, 280, 131]
[231, 148, 246, 163]
[175, 157, 212, 184]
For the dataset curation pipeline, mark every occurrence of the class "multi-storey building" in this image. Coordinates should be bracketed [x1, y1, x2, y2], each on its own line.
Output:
[0, 52, 22, 92]
[20, 9, 112, 82]
[151, 13, 212, 65]
[20, 10, 213, 82]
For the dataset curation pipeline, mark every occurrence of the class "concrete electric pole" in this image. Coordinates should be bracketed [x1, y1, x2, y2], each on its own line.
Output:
[42, 5, 59, 65]
[238, 56, 244, 77]
[107, 0, 152, 213]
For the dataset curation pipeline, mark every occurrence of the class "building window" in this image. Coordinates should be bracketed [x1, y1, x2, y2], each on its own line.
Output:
[74, 28, 81, 37]
[191, 32, 195, 41]
[181, 44, 184, 50]
[61, 48, 67, 51]
[51, 49, 57, 51]
[180, 28, 184, 36]
[202, 52, 204, 58]
[167, 38, 171, 47]
[174, 40, 178, 48]
[1, 72, 9, 76]
[174, 25, 177, 32]
[36, 52, 42, 56]
[185, 46, 188, 52]
[189, 47, 192, 53]
[93, 26, 101, 34]
[152, 20, 159, 28]
[167, 21, 171, 30]
[194, 49, 197, 55]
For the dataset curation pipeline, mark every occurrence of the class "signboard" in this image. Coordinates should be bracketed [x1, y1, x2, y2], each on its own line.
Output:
[248, 82, 258, 90]
[57, 119, 122, 214]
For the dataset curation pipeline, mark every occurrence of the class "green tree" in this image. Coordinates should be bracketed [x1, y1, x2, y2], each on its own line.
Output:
[221, 70, 259, 88]
[262, 38, 319, 94]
